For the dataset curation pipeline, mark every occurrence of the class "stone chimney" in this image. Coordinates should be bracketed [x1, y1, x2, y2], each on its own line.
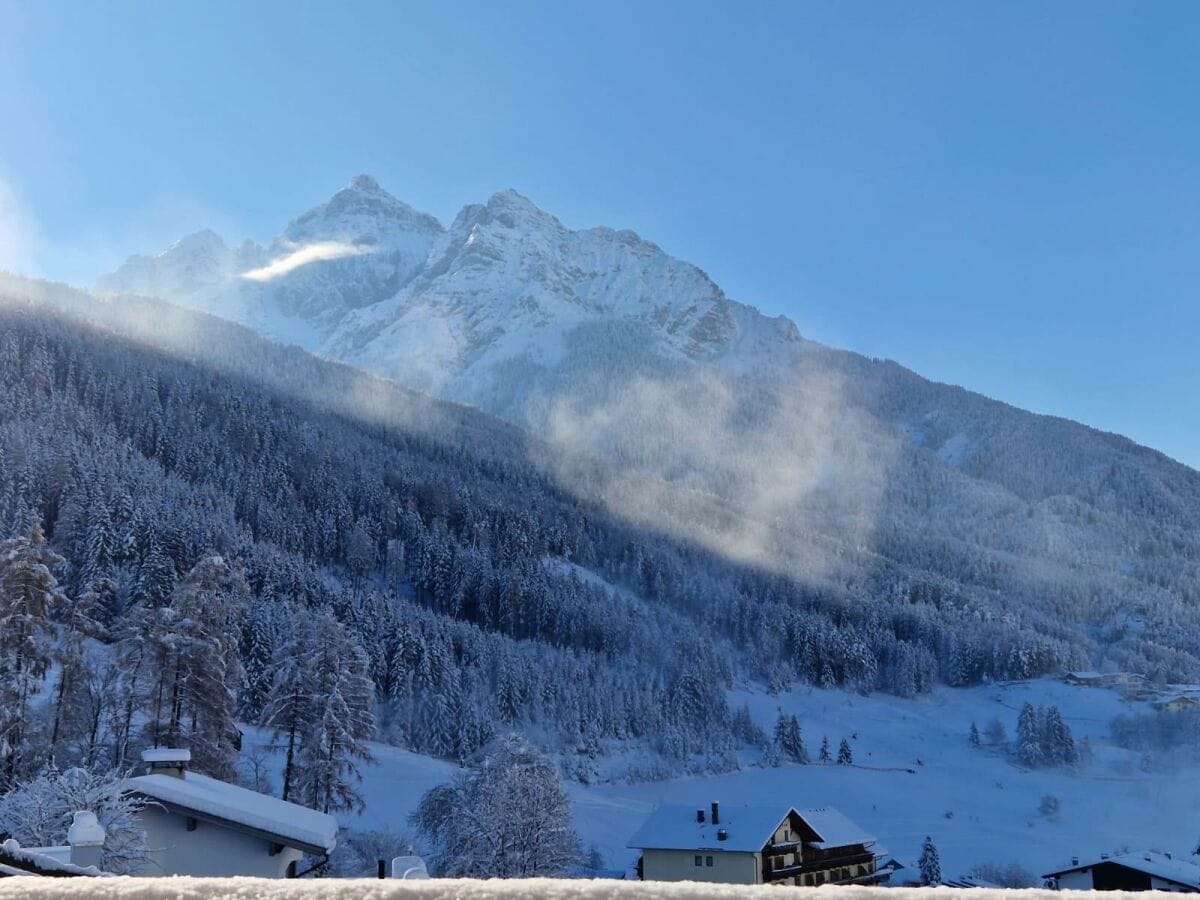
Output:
[142, 747, 191, 778]
[67, 810, 106, 870]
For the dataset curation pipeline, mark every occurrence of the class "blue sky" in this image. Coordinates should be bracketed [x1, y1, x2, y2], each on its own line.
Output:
[2, 1, 1198, 467]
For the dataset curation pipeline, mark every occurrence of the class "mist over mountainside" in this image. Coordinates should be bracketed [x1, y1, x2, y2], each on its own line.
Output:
[95, 180, 1200, 684]
[2, 270, 1200, 781]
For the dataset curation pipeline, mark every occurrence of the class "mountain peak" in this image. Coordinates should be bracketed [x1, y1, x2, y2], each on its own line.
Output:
[480, 189, 563, 232]
[347, 174, 384, 194]
[165, 229, 227, 256]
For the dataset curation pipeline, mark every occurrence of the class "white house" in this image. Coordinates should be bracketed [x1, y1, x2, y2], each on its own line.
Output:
[125, 748, 338, 877]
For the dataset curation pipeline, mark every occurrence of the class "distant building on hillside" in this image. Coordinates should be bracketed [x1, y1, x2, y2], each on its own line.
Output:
[627, 802, 887, 886]
[1155, 694, 1200, 713]
[1064, 672, 1105, 687]
[124, 748, 338, 877]
[1045, 851, 1200, 892]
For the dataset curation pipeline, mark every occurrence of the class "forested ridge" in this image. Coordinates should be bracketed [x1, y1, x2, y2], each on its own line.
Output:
[0, 275, 1196, 783]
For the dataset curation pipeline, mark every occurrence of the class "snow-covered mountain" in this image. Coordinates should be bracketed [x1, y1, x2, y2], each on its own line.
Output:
[99, 176, 804, 417]
[97, 178, 1200, 685]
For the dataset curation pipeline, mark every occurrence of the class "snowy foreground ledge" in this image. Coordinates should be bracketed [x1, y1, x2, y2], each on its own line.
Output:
[0, 884, 1080, 900]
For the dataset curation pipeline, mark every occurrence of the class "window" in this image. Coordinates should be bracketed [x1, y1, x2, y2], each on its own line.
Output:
[695, 855, 703, 867]
[706, 856, 714, 867]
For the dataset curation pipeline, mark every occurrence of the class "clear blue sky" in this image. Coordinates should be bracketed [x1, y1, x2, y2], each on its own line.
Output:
[2, 1, 1198, 467]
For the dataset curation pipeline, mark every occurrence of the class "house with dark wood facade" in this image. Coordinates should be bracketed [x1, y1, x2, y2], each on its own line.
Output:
[627, 802, 886, 886]
[1045, 851, 1200, 892]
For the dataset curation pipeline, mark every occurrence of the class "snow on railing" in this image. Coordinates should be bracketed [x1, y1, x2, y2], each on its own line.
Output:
[0, 882, 1071, 899]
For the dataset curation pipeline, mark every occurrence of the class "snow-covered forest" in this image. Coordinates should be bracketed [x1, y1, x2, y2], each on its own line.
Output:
[1, 273, 1199, 787]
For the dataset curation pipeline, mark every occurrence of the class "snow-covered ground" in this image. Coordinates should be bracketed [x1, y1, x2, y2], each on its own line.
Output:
[0, 884, 1153, 900]
[242, 677, 1197, 885]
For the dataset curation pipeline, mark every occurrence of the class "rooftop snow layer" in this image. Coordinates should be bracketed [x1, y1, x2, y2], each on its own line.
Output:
[626, 804, 877, 855]
[126, 772, 337, 853]
[1046, 850, 1200, 888]
[627, 804, 787, 852]
[798, 806, 880, 851]
[0, 839, 106, 877]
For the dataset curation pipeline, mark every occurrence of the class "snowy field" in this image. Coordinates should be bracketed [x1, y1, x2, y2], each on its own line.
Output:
[270, 677, 1200, 884]
[0, 883, 1126, 899]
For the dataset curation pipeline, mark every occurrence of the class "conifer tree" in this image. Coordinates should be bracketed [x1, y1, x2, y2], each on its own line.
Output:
[969, 721, 981, 747]
[1017, 702, 1042, 767]
[819, 735, 832, 763]
[290, 609, 375, 814]
[918, 835, 942, 885]
[1042, 706, 1077, 767]
[837, 736, 853, 765]
[773, 712, 809, 763]
[0, 525, 66, 787]
[146, 556, 248, 780]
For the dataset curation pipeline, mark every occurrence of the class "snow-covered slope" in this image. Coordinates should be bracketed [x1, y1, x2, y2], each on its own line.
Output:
[239, 676, 1200, 885]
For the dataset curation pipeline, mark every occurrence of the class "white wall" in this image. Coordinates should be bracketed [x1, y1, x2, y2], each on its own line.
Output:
[1056, 870, 1095, 890]
[641, 848, 761, 884]
[134, 806, 304, 877]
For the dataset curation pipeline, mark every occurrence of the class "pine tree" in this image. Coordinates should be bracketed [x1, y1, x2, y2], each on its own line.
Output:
[291, 609, 376, 814]
[134, 537, 176, 608]
[837, 736, 853, 765]
[0, 524, 66, 788]
[1017, 702, 1042, 767]
[146, 556, 248, 780]
[49, 584, 105, 765]
[819, 735, 831, 763]
[773, 712, 809, 763]
[1042, 706, 1077, 767]
[969, 721, 981, 747]
[262, 610, 315, 803]
[918, 835, 942, 885]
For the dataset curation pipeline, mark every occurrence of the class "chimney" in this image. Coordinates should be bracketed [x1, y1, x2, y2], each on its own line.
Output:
[67, 810, 106, 871]
[142, 747, 191, 778]
[711, 802, 720, 825]
[696, 809, 706, 823]
[1071, 857, 1079, 866]
[718, 829, 728, 842]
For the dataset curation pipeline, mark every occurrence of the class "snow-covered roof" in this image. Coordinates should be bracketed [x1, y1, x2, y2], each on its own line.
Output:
[626, 804, 878, 855]
[798, 806, 880, 851]
[126, 771, 337, 854]
[1045, 851, 1200, 889]
[0, 839, 105, 877]
[21, 847, 69, 864]
[627, 805, 790, 852]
